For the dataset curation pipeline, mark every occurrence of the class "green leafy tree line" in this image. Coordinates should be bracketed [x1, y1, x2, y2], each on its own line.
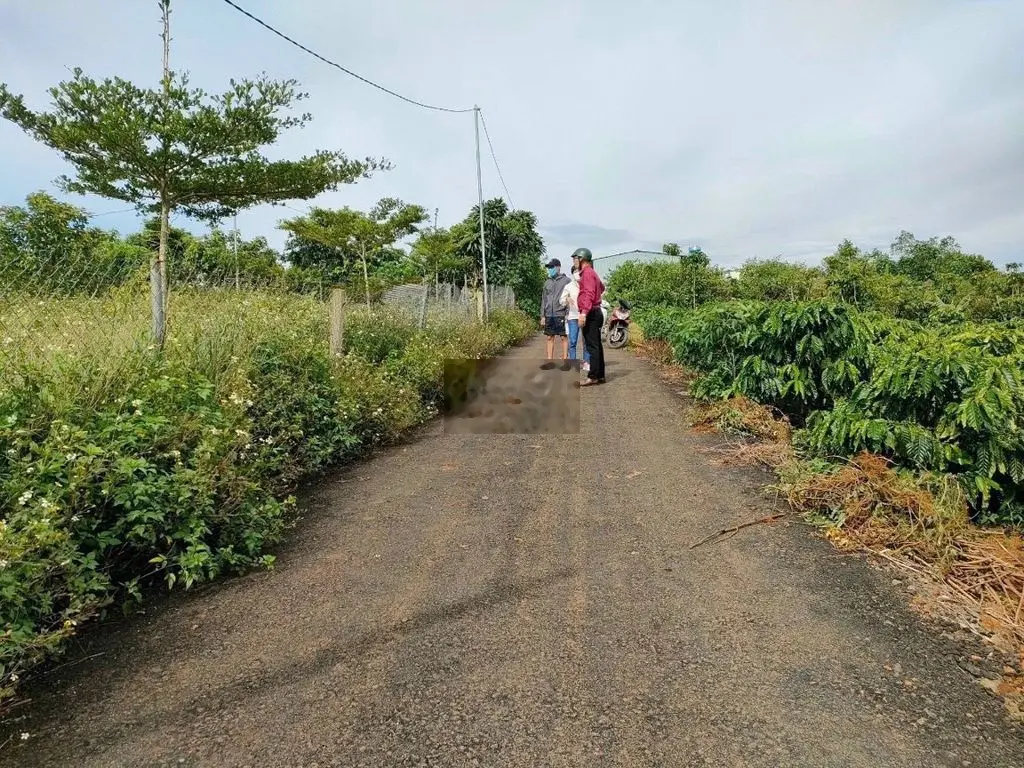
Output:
[607, 235, 1023, 324]
[0, 190, 549, 312]
[1, 192, 285, 293]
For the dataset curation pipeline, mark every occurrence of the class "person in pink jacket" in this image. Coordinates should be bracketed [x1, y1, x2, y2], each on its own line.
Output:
[574, 247, 605, 385]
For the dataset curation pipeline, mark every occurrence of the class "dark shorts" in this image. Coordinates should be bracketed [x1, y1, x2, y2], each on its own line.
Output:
[543, 316, 566, 336]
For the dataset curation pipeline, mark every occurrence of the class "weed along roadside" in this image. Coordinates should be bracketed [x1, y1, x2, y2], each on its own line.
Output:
[0, 301, 535, 713]
[1, 0, 552, 722]
[632, 301, 1024, 722]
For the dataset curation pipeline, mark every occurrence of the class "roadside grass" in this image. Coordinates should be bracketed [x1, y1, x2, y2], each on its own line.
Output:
[0, 289, 534, 710]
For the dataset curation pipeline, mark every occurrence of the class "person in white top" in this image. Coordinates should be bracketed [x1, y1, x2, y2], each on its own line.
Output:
[559, 267, 589, 370]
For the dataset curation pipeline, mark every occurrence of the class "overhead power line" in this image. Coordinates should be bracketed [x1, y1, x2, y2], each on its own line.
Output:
[87, 207, 136, 218]
[479, 109, 514, 209]
[218, 0, 516, 318]
[218, 0, 475, 114]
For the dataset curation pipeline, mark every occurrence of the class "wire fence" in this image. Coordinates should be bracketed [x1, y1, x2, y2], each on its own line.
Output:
[0, 250, 150, 371]
[0, 239, 518, 378]
[380, 283, 516, 327]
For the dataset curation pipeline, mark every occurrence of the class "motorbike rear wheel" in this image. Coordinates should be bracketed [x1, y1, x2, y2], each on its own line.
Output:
[608, 325, 628, 348]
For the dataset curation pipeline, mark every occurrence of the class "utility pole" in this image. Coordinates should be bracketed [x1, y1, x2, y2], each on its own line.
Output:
[474, 106, 489, 320]
[233, 212, 239, 289]
[433, 207, 440, 290]
[152, 0, 172, 347]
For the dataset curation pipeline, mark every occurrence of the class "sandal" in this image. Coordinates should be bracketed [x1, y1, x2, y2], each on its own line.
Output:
[578, 378, 604, 387]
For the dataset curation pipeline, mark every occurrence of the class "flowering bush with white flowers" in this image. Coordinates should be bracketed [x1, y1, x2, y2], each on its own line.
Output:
[0, 291, 533, 705]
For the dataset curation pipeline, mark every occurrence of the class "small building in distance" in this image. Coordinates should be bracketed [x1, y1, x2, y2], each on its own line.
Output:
[588, 249, 745, 282]
[591, 249, 678, 280]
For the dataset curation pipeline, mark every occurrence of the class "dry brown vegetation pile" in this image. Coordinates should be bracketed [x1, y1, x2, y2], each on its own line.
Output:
[693, 396, 793, 444]
[631, 336, 676, 366]
[689, 397, 795, 473]
[631, 338, 696, 392]
[783, 452, 1024, 717]
[785, 453, 969, 560]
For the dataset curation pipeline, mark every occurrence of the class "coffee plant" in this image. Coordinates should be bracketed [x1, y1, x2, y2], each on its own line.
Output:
[636, 296, 1024, 523]
[804, 326, 1024, 513]
[654, 300, 873, 421]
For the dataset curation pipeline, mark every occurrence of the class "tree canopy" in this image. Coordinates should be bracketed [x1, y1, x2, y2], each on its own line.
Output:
[606, 231, 1022, 323]
[446, 198, 547, 315]
[0, 0, 386, 342]
[279, 198, 428, 306]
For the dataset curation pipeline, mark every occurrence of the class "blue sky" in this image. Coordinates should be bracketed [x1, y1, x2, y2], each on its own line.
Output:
[1, 0, 1022, 267]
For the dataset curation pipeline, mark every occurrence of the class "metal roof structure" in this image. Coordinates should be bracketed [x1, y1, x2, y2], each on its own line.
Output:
[590, 249, 678, 279]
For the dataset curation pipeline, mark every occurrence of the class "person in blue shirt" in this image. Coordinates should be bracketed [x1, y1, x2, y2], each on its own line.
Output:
[559, 266, 588, 370]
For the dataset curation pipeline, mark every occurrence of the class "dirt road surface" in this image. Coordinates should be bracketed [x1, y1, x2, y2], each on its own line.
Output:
[4, 336, 1024, 767]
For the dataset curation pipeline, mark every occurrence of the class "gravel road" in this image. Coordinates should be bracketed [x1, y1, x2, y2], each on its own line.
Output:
[4, 336, 1024, 767]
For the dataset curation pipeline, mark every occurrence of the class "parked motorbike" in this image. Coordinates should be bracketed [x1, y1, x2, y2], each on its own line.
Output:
[604, 299, 631, 348]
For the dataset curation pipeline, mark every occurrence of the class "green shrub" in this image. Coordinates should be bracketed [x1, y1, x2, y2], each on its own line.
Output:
[343, 309, 418, 365]
[665, 301, 873, 421]
[733, 258, 828, 302]
[0, 295, 534, 706]
[634, 306, 691, 342]
[642, 298, 1024, 523]
[0, 504, 108, 704]
[636, 301, 874, 420]
[486, 309, 536, 348]
[385, 310, 534, 406]
[803, 325, 1024, 517]
[605, 261, 731, 311]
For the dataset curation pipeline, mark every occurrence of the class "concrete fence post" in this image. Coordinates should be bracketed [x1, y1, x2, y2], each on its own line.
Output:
[418, 284, 429, 329]
[329, 287, 347, 356]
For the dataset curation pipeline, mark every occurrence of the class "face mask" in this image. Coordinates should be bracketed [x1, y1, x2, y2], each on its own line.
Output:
[548, 267, 558, 278]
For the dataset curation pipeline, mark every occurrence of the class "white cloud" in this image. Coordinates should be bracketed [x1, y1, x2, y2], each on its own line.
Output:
[1, 0, 1021, 266]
